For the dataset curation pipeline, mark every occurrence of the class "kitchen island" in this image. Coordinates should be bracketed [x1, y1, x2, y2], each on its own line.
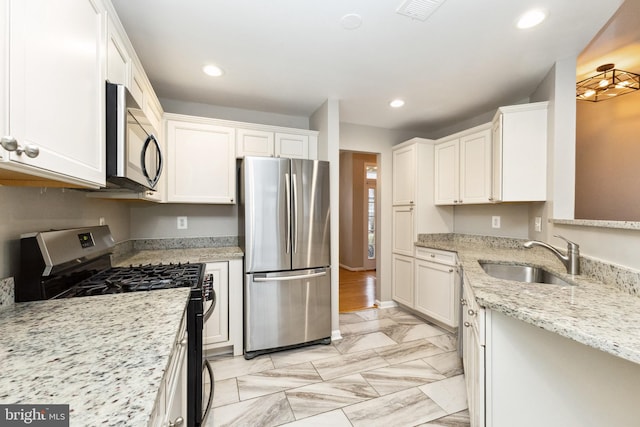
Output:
[0, 287, 191, 426]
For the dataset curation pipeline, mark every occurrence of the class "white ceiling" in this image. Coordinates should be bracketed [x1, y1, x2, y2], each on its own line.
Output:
[111, 0, 625, 134]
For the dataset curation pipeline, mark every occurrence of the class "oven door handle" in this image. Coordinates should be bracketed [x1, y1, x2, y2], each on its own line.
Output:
[202, 359, 214, 424]
[203, 288, 216, 322]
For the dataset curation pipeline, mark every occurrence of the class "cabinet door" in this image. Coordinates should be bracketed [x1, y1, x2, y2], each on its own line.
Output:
[392, 205, 415, 256]
[236, 128, 274, 158]
[204, 262, 229, 346]
[6, 0, 105, 186]
[392, 144, 416, 205]
[106, 15, 130, 86]
[392, 253, 414, 307]
[130, 62, 146, 110]
[434, 140, 459, 205]
[275, 132, 309, 159]
[491, 117, 503, 202]
[166, 120, 236, 203]
[163, 317, 187, 427]
[496, 105, 547, 202]
[415, 260, 458, 327]
[460, 129, 492, 204]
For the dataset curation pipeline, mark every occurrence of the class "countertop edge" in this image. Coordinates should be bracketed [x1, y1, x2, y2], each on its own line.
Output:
[414, 239, 640, 365]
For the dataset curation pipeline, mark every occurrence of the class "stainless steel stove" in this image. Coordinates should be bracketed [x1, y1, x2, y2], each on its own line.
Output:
[15, 225, 213, 427]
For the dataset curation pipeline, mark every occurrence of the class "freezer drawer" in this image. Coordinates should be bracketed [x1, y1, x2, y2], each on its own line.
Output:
[244, 268, 331, 356]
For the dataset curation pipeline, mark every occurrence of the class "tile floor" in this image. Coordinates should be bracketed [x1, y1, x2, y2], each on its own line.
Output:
[206, 307, 470, 427]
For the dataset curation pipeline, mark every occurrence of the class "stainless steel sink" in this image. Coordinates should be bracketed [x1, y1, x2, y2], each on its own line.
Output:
[479, 261, 574, 286]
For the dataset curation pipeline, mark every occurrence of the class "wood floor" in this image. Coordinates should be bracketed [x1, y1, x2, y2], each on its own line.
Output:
[339, 268, 377, 312]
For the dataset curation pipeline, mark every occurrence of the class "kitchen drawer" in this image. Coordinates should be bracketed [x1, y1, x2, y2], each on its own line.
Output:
[415, 247, 457, 265]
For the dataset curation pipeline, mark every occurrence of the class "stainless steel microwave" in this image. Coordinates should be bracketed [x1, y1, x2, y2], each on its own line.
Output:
[105, 82, 163, 192]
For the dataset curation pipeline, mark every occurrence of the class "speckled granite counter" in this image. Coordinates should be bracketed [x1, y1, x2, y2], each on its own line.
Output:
[416, 234, 640, 365]
[114, 246, 244, 266]
[0, 288, 191, 426]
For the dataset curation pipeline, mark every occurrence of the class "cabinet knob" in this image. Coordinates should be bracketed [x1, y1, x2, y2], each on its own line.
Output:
[1, 137, 39, 158]
[464, 321, 472, 328]
[449, 268, 454, 273]
[430, 254, 435, 258]
[460, 298, 467, 306]
[168, 417, 184, 427]
[468, 309, 476, 316]
[179, 338, 187, 347]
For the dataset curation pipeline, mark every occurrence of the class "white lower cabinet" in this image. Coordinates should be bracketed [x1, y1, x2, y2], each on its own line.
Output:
[462, 279, 485, 427]
[203, 259, 243, 356]
[203, 261, 229, 346]
[151, 310, 187, 427]
[414, 247, 459, 328]
[391, 253, 414, 308]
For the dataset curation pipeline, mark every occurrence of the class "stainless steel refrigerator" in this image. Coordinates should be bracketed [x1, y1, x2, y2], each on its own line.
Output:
[239, 156, 331, 359]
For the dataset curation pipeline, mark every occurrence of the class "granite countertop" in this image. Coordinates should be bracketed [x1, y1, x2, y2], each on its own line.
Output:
[0, 288, 191, 426]
[416, 236, 640, 365]
[114, 246, 243, 266]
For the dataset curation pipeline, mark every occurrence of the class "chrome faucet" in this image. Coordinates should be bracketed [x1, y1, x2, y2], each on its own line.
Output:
[523, 235, 580, 275]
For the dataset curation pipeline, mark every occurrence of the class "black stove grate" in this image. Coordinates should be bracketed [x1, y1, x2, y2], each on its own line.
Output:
[56, 263, 205, 298]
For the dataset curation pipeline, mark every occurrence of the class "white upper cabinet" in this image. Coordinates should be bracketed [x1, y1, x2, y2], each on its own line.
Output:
[0, 0, 106, 188]
[166, 116, 236, 204]
[236, 128, 274, 157]
[491, 102, 548, 202]
[434, 140, 459, 205]
[275, 132, 309, 159]
[392, 143, 417, 205]
[106, 14, 130, 86]
[460, 129, 492, 204]
[435, 125, 492, 205]
[235, 126, 317, 160]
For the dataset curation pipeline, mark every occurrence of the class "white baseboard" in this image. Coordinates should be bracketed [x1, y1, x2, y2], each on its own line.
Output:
[339, 263, 365, 272]
[375, 299, 398, 309]
[331, 329, 343, 341]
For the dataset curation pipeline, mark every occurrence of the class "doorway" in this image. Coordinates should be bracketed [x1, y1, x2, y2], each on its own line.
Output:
[338, 151, 379, 312]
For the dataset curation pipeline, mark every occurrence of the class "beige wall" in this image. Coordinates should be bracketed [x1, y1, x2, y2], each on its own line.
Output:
[575, 90, 640, 220]
[0, 187, 131, 279]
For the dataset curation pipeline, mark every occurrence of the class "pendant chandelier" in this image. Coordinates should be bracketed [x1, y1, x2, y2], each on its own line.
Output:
[576, 63, 640, 102]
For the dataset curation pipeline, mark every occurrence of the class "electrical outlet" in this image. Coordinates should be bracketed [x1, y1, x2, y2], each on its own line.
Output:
[177, 216, 188, 230]
[535, 216, 542, 232]
[492, 216, 501, 229]
[99, 217, 105, 226]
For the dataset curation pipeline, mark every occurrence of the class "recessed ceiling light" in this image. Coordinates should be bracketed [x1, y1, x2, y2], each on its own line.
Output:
[203, 64, 224, 77]
[390, 99, 405, 108]
[517, 9, 546, 29]
[340, 13, 363, 30]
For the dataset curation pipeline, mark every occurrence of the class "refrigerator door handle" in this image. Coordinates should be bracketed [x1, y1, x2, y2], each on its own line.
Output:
[285, 173, 291, 254]
[253, 271, 327, 282]
[292, 173, 298, 254]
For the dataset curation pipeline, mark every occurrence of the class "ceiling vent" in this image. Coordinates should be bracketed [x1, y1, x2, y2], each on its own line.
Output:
[396, 0, 446, 21]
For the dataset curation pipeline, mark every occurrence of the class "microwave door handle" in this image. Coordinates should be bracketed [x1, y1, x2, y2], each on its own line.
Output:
[141, 134, 162, 188]
[154, 135, 163, 185]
